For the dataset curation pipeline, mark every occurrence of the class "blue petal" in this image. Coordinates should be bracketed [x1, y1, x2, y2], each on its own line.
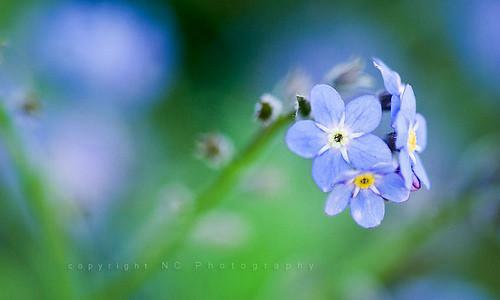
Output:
[395, 113, 410, 149]
[347, 134, 392, 169]
[375, 173, 410, 203]
[413, 153, 430, 189]
[415, 113, 427, 151]
[350, 189, 385, 228]
[312, 150, 351, 192]
[390, 94, 401, 126]
[310, 84, 345, 128]
[399, 84, 416, 121]
[344, 95, 382, 133]
[370, 162, 397, 174]
[332, 169, 360, 185]
[285, 120, 327, 158]
[373, 58, 404, 95]
[324, 183, 353, 216]
[399, 149, 413, 189]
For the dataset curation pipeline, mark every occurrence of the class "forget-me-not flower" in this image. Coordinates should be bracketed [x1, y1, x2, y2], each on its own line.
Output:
[395, 84, 430, 189]
[286, 84, 392, 192]
[373, 58, 405, 125]
[324, 163, 409, 228]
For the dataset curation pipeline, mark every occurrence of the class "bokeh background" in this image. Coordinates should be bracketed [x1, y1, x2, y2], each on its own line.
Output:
[0, 0, 499, 299]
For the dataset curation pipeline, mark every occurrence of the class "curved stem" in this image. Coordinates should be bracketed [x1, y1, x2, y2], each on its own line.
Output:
[93, 113, 295, 299]
[0, 105, 76, 299]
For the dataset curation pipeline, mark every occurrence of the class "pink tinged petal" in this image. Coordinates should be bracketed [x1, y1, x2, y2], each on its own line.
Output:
[324, 183, 354, 216]
[395, 113, 410, 149]
[372, 58, 404, 96]
[347, 134, 392, 169]
[399, 149, 413, 189]
[310, 84, 345, 128]
[344, 95, 382, 134]
[411, 174, 422, 191]
[375, 173, 410, 203]
[350, 189, 385, 228]
[413, 153, 430, 189]
[285, 120, 328, 158]
[312, 150, 351, 192]
[399, 84, 416, 121]
[415, 113, 427, 151]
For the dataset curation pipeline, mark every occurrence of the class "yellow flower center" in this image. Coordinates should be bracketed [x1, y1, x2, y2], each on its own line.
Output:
[353, 173, 376, 189]
[408, 129, 417, 152]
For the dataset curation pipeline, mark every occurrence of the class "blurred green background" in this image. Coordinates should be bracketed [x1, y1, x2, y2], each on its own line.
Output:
[0, 0, 499, 299]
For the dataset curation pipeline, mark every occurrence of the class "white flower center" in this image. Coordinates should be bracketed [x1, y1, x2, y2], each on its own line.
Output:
[328, 129, 350, 149]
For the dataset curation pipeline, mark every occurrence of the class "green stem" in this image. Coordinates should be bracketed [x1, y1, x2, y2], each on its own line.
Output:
[93, 113, 295, 299]
[0, 105, 75, 299]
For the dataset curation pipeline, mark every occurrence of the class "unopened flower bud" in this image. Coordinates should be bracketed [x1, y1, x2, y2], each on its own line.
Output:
[385, 132, 397, 152]
[295, 95, 311, 119]
[324, 57, 374, 95]
[20, 93, 42, 116]
[378, 90, 392, 111]
[255, 93, 283, 126]
[196, 132, 234, 168]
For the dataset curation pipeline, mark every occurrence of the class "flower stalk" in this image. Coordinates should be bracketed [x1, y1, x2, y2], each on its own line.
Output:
[93, 112, 295, 298]
[0, 104, 75, 299]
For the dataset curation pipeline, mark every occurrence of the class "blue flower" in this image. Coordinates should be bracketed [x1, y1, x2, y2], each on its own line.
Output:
[286, 84, 392, 192]
[324, 163, 410, 228]
[394, 85, 430, 189]
[373, 58, 405, 125]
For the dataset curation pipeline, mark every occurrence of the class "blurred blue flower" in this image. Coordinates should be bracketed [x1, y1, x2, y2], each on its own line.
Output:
[43, 109, 133, 213]
[324, 163, 409, 228]
[29, 2, 177, 107]
[286, 84, 392, 192]
[395, 85, 430, 189]
[373, 58, 405, 125]
[445, 0, 500, 95]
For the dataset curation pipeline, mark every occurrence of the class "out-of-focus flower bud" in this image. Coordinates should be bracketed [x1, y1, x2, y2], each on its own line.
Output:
[190, 211, 252, 249]
[324, 57, 374, 95]
[126, 183, 193, 255]
[195, 132, 234, 168]
[279, 68, 312, 108]
[255, 93, 283, 126]
[241, 166, 286, 197]
[295, 95, 311, 119]
[19, 92, 42, 116]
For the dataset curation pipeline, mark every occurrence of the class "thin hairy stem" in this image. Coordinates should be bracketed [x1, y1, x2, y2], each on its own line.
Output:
[92, 113, 295, 299]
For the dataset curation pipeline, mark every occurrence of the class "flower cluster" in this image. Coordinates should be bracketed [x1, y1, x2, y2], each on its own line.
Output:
[286, 58, 429, 228]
